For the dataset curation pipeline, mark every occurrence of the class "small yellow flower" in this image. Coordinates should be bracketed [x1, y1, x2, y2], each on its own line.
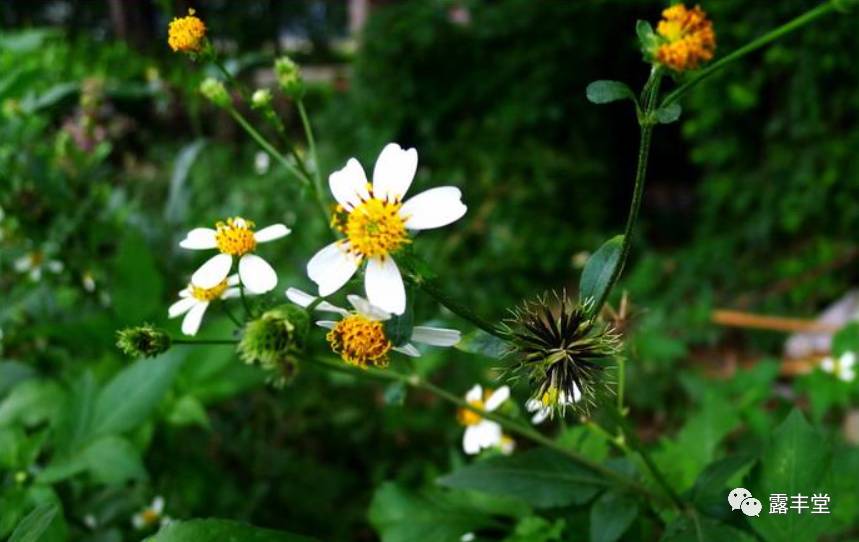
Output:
[654, 4, 715, 72]
[167, 8, 206, 53]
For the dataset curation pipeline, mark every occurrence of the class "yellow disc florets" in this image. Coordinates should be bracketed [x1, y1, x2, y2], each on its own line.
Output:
[189, 278, 228, 301]
[326, 314, 392, 368]
[167, 9, 207, 53]
[655, 4, 715, 72]
[215, 217, 257, 256]
[457, 389, 494, 427]
[332, 190, 410, 259]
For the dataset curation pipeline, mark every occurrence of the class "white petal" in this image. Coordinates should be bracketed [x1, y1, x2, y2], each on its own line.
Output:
[307, 242, 360, 297]
[410, 326, 461, 347]
[181, 302, 208, 336]
[465, 384, 483, 403]
[221, 287, 241, 299]
[401, 187, 467, 230]
[474, 420, 503, 448]
[168, 297, 198, 318]
[47, 260, 64, 273]
[316, 320, 338, 329]
[286, 287, 348, 314]
[254, 224, 291, 243]
[151, 497, 165, 514]
[179, 289, 191, 298]
[821, 357, 835, 373]
[132, 514, 145, 529]
[393, 343, 421, 357]
[227, 274, 240, 286]
[365, 257, 406, 315]
[238, 254, 278, 294]
[525, 399, 541, 413]
[191, 253, 233, 289]
[14, 256, 31, 272]
[180, 227, 217, 250]
[347, 295, 391, 321]
[372, 143, 418, 202]
[485, 386, 510, 412]
[841, 351, 856, 369]
[463, 427, 481, 455]
[531, 408, 550, 425]
[329, 158, 369, 211]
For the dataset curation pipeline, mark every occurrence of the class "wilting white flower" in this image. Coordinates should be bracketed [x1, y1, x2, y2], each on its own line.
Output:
[307, 143, 467, 315]
[14, 251, 63, 281]
[525, 384, 582, 425]
[180, 217, 289, 294]
[254, 151, 270, 175]
[821, 351, 856, 382]
[287, 287, 460, 367]
[169, 274, 246, 336]
[457, 384, 510, 455]
[132, 496, 170, 530]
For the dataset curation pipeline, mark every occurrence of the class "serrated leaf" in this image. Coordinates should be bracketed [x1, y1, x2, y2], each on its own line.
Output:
[580, 235, 624, 308]
[687, 454, 756, 509]
[590, 490, 638, 542]
[586, 81, 636, 105]
[149, 519, 316, 542]
[437, 448, 605, 508]
[655, 103, 682, 124]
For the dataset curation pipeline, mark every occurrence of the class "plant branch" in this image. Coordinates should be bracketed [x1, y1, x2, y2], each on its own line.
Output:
[173, 338, 238, 345]
[412, 276, 507, 340]
[296, 99, 333, 228]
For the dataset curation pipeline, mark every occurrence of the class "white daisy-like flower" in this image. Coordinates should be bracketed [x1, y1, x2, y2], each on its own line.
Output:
[179, 217, 290, 294]
[457, 384, 510, 455]
[821, 351, 856, 383]
[132, 496, 170, 530]
[14, 250, 63, 281]
[168, 274, 245, 336]
[307, 143, 467, 315]
[525, 384, 582, 425]
[287, 287, 461, 367]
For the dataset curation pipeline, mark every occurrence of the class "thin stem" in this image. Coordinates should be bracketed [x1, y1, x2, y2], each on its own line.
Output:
[661, 1, 837, 108]
[227, 106, 311, 187]
[222, 301, 242, 327]
[297, 99, 333, 226]
[239, 282, 253, 318]
[413, 277, 507, 340]
[593, 71, 661, 312]
[616, 355, 627, 415]
[213, 59, 251, 103]
[173, 338, 238, 345]
[306, 356, 667, 506]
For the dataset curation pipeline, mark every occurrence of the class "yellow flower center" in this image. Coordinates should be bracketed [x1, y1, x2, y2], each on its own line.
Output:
[327, 314, 392, 368]
[457, 389, 495, 426]
[141, 508, 160, 525]
[215, 217, 257, 256]
[167, 9, 207, 53]
[655, 4, 715, 72]
[332, 191, 410, 259]
[189, 279, 228, 301]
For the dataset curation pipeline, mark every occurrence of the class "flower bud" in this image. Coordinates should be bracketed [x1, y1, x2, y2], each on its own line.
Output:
[274, 56, 305, 99]
[238, 305, 309, 383]
[116, 325, 172, 359]
[251, 88, 273, 110]
[199, 77, 230, 108]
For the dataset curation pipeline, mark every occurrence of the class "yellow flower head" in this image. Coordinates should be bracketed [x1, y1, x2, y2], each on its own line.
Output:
[327, 314, 392, 368]
[168, 8, 206, 53]
[655, 4, 715, 72]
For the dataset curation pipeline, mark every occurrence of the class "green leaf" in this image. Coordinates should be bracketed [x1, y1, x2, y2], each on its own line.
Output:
[149, 519, 316, 542]
[454, 330, 508, 359]
[111, 232, 164, 323]
[167, 395, 210, 429]
[661, 515, 755, 542]
[164, 140, 206, 225]
[0, 380, 65, 428]
[750, 409, 832, 542]
[586, 81, 636, 105]
[8, 503, 58, 542]
[832, 322, 859, 355]
[590, 490, 638, 542]
[655, 103, 682, 124]
[437, 448, 604, 508]
[38, 436, 145, 485]
[92, 353, 183, 437]
[0, 361, 36, 396]
[635, 20, 659, 56]
[368, 482, 492, 542]
[383, 382, 407, 406]
[53, 371, 98, 453]
[580, 235, 624, 308]
[687, 454, 755, 510]
[384, 303, 414, 347]
[503, 516, 565, 542]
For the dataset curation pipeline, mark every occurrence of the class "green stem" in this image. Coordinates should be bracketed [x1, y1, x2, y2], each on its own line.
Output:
[593, 71, 661, 312]
[413, 277, 507, 340]
[296, 99, 332, 226]
[306, 356, 666, 506]
[239, 282, 253, 318]
[222, 301, 242, 327]
[661, 1, 837, 108]
[227, 106, 311, 187]
[173, 338, 238, 345]
[616, 355, 627, 415]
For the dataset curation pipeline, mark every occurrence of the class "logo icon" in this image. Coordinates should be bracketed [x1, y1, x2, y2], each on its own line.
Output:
[728, 487, 759, 517]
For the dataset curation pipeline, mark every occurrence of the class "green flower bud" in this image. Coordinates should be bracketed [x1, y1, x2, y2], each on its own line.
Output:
[238, 305, 309, 385]
[274, 56, 304, 99]
[251, 88, 273, 110]
[199, 77, 230, 108]
[116, 325, 172, 359]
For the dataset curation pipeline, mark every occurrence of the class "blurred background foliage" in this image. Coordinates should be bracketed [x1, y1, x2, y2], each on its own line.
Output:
[1, 0, 858, 541]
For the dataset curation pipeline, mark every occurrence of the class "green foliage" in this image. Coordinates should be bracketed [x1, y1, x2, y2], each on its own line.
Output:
[580, 235, 624, 308]
[589, 490, 638, 542]
[586, 81, 636, 105]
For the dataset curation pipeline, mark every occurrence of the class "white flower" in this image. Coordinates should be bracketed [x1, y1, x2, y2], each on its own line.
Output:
[307, 143, 467, 315]
[180, 217, 290, 294]
[132, 496, 170, 530]
[14, 251, 63, 281]
[169, 274, 245, 336]
[458, 384, 510, 455]
[525, 383, 582, 425]
[254, 151, 270, 175]
[287, 287, 460, 367]
[82, 271, 96, 292]
[821, 351, 856, 382]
